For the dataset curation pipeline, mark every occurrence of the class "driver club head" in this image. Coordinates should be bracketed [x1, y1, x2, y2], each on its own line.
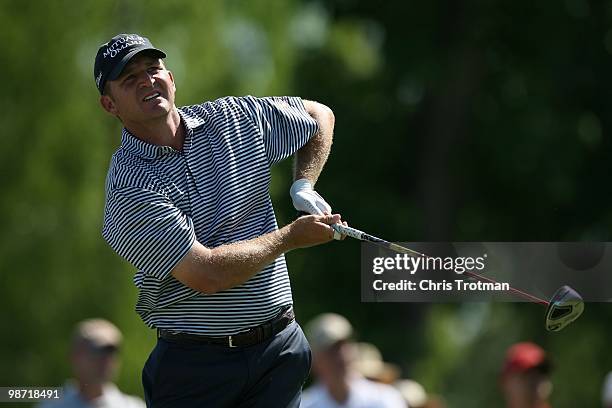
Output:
[545, 285, 584, 332]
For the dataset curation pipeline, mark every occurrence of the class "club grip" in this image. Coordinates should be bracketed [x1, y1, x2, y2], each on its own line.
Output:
[331, 223, 365, 240]
[296, 212, 363, 241]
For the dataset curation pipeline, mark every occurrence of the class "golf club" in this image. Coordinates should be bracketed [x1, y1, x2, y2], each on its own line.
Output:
[331, 223, 584, 332]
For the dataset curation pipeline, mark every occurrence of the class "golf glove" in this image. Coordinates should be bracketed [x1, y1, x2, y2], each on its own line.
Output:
[290, 179, 342, 240]
[290, 179, 332, 215]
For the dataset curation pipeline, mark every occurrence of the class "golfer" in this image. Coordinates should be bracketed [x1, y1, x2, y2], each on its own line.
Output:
[95, 33, 343, 407]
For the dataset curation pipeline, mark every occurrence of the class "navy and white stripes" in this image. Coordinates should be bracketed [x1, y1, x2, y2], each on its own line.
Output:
[102, 96, 318, 335]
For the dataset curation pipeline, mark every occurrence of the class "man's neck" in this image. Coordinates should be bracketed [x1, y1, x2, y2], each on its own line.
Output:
[324, 376, 351, 404]
[124, 107, 185, 151]
[77, 381, 106, 401]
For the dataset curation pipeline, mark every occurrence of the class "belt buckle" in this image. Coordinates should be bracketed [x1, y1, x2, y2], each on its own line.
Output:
[228, 335, 236, 348]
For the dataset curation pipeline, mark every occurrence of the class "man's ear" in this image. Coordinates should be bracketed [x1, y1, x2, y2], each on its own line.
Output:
[168, 70, 176, 92]
[100, 94, 118, 115]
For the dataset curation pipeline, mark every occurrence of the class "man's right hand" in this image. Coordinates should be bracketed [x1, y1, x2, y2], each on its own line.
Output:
[285, 214, 343, 249]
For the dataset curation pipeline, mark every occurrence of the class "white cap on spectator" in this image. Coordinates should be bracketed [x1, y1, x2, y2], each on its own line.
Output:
[72, 318, 122, 348]
[353, 342, 400, 383]
[305, 313, 353, 352]
[394, 379, 427, 408]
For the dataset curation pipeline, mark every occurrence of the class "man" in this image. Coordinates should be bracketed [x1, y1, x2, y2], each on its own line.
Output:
[39, 319, 145, 408]
[94, 33, 344, 407]
[500, 342, 553, 408]
[301, 313, 406, 408]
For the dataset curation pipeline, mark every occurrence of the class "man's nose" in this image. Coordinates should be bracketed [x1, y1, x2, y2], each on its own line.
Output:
[138, 72, 155, 88]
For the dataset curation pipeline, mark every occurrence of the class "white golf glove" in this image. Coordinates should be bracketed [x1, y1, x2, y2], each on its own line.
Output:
[290, 179, 342, 240]
[290, 179, 332, 215]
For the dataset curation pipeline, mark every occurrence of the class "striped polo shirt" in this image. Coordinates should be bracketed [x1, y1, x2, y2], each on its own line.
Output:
[102, 96, 318, 335]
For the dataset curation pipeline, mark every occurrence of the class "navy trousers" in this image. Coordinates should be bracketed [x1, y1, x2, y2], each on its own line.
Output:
[142, 321, 312, 407]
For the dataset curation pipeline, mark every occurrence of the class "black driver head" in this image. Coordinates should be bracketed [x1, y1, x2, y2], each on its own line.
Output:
[545, 285, 584, 332]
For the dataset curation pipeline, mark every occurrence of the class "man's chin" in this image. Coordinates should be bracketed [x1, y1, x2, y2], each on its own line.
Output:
[142, 103, 172, 117]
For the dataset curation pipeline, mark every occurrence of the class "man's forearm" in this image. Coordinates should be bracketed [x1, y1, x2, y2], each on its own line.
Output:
[203, 227, 294, 292]
[294, 100, 335, 184]
[174, 227, 292, 294]
[171, 214, 341, 294]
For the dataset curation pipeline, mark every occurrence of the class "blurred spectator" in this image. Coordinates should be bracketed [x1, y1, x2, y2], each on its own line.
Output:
[500, 342, 552, 408]
[353, 342, 400, 384]
[421, 395, 447, 408]
[394, 379, 447, 408]
[603, 371, 612, 408]
[351, 342, 445, 408]
[301, 313, 405, 408]
[39, 318, 144, 408]
[394, 379, 427, 408]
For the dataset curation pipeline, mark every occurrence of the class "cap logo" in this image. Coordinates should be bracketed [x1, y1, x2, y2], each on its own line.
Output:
[102, 34, 146, 59]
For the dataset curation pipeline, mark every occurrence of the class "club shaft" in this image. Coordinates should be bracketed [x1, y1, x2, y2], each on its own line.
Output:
[332, 223, 550, 306]
[463, 271, 549, 306]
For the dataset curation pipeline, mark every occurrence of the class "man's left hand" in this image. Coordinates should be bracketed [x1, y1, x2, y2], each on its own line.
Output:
[291, 179, 347, 240]
[290, 179, 332, 216]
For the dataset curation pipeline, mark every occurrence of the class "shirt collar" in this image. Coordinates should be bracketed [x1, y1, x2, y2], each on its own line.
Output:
[120, 107, 203, 159]
[121, 128, 169, 159]
[177, 107, 205, 155]
[178, 105, 207, 130]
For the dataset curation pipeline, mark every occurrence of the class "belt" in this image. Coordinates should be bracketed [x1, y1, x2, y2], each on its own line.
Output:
[158, 306, 295, 348]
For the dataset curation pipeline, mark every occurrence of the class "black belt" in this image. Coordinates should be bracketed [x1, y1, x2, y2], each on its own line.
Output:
[158, 306, 295, 348]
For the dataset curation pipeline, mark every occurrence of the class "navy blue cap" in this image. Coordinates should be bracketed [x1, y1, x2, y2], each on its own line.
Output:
[94, 33, 166, 94]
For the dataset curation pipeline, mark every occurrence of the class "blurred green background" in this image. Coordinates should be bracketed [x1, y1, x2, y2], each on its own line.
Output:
[1, 0, 612, 406]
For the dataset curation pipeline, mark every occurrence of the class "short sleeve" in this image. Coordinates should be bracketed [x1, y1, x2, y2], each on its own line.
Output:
[234, 96, 319, 165]
[102, 186, 196, 281]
